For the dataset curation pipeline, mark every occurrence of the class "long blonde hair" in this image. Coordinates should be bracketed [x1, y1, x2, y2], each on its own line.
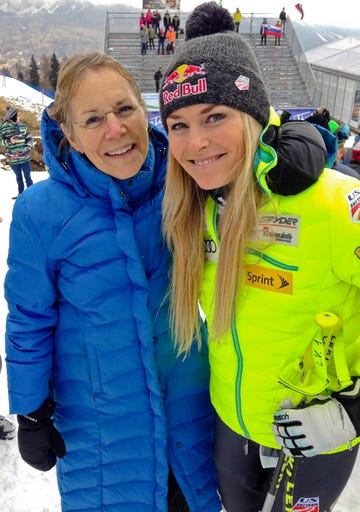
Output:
[162, 113, 264, 354]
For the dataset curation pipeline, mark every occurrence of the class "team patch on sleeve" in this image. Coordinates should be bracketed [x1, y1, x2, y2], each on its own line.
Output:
[346, 188, 360, 223]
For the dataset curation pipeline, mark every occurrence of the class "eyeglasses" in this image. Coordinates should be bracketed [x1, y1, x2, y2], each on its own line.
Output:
[72, 104, 142, 130]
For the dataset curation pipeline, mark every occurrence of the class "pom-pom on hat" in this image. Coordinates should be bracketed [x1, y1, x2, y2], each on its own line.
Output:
[159, 1, 270, 130]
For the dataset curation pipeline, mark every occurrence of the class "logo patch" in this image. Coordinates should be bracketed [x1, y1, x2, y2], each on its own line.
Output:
[235, 74, 250, 91]
[163, 63, 206, 88]
[204, 237, 218, 262]
[162, 63, 208, 105]
[346, 188, 360, 222]
[246, 265, 293, 294]
[293, 496, 319, 511]
[255, 214, 300, 246]
[355, 246, 360, 259]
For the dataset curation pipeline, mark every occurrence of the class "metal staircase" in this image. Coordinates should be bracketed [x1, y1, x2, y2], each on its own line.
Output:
[104, 12, 312, 108]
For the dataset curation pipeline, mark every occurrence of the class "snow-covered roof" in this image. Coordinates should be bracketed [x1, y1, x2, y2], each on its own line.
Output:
[305, 36, 360, 78]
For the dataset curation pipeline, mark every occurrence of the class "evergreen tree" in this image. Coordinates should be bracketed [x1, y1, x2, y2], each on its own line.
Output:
[28, 55, 40, 86]
[17, 68, 25, 81]
[49, 52, 60, 90]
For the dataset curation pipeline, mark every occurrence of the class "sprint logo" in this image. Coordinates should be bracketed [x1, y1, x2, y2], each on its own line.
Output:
[246, 265, 293, 294]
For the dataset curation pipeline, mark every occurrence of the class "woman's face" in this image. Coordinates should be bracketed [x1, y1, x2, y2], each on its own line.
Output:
[63, 68, 148, 179]
[167, 103, 245, 190]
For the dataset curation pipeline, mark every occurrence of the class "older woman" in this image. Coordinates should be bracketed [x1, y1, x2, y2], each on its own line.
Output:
[5, 52, 220, 512]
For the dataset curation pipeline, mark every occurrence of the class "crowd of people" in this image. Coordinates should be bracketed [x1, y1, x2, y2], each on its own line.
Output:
[139, 10, 180, 56]
[1, 2, 360, 512]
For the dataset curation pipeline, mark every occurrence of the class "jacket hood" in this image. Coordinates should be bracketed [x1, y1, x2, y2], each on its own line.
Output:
[310, 123, 338, 168]
[40, 107, 168, 208]
[254, 108, 327, 196]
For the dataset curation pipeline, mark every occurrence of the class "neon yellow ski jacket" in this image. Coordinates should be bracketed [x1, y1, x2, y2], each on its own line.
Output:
[200, 114, 360, 452]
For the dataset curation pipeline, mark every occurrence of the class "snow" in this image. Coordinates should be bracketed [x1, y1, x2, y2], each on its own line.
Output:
[0, 76, 359, 512]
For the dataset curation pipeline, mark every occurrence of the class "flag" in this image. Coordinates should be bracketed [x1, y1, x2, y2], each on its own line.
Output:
[295, 3, 304, 19]
[264, 25, 282, 37]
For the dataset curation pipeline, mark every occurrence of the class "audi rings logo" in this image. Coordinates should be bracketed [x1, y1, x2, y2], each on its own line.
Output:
[204, 238, 217, 253]
[204, 238, 218, 262]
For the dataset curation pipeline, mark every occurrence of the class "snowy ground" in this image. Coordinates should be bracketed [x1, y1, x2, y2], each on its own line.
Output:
[0, 77, 359, 511]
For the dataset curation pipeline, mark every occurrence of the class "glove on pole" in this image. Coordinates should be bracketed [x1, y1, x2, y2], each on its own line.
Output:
[17, 398, 66, 471]
[272, 396, 357, 457]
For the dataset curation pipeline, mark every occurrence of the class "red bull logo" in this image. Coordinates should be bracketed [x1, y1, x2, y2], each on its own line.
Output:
[163, 63, 206, 89]
[162, 78, 207, 105]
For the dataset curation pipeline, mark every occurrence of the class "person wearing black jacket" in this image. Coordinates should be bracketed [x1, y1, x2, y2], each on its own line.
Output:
[154, 66, 163, 92]
[163, 10, 171, 32]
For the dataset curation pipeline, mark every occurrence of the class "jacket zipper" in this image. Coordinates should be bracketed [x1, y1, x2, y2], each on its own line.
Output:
[212, 203, 250, 438]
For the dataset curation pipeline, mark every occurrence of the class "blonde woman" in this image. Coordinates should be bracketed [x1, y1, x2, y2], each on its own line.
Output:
[160, 3, 360, 511]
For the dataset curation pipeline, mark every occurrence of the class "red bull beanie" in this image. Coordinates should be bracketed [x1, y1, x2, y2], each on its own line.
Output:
[159, 1, 270, 131]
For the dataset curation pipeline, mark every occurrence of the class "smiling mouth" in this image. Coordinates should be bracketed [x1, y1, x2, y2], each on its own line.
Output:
[191, 154, 223, 166]
[106, 144, 134, 156]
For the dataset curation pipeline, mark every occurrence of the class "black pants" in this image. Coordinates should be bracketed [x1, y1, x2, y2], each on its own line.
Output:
[213, 413, 358, 512]
[168, 467, 189, 512]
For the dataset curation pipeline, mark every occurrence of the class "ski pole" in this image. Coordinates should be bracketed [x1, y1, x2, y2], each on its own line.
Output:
[261, 311, 343, 512]
[260, 450, 288, 512]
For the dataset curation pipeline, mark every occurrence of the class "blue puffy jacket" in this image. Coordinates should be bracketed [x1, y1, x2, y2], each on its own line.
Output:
[5, 110, 220, 512]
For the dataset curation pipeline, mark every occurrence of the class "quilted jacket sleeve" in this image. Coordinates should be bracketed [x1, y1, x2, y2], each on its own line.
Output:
[5, 194, 59, 414]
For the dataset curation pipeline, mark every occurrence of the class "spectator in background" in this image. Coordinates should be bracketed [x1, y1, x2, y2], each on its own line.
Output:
[152, 9, 161, 34]
[166, 25, 176, 54]
[305, 106, 331, 129]
[0, 106, 33, 200]
[274, 19, 282, 45]
[163, 10, 171, 32]
[329, 120, 360, 178]
[148, 23, 155, 50]
[139, 12, 146, 28]
[172, 11, 180, 38]
[154, 66, 163, 92]
[305, 109, 359, 178]
[140, 24, 148, 55]
[279, 7, 287, 33]
[145, 8, 153, 27]
[158, 27, 166, 55]
[233, 7, 242, 32]
[260, 18, 268, 46]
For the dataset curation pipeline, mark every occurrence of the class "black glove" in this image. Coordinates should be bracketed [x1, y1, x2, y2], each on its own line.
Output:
[17, 398, 66, 471]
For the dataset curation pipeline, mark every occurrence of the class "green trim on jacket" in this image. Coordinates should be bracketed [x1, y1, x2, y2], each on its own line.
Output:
[200, 113, 360, 454]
